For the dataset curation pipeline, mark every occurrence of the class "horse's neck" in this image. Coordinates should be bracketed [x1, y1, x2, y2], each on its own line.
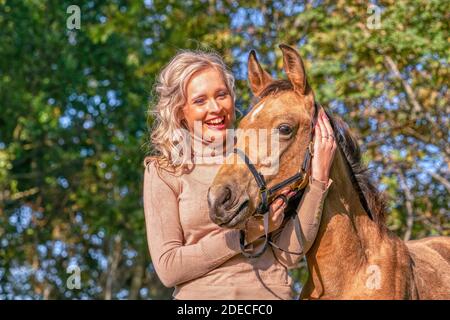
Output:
[303, 151, 411, 299]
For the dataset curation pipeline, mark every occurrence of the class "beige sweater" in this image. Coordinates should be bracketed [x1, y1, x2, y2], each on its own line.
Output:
[143, 155, 332, 300]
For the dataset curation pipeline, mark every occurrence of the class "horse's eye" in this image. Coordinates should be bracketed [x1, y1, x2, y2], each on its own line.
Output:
[278, 124, 293, 136]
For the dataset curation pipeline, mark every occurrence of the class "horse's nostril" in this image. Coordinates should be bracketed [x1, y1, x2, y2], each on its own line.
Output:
[208, 184, 235, 221]
[222, 187, 231, 206]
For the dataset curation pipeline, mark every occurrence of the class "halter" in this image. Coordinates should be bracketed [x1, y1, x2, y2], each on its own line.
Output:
[234, 102, 319, 258]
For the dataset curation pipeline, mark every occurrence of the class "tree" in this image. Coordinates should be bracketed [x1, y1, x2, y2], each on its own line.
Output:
[0, 0, 448, 299]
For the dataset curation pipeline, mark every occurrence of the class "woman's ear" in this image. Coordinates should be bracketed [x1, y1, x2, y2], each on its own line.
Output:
[178, 109, 187, 128]
[230, 108, 237, 125]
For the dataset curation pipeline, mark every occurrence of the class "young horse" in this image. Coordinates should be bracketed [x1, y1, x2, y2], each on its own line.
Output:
[208, 44, 450, 299]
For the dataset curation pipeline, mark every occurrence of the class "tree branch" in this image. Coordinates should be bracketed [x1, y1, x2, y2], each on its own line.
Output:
[104, 234, 122, 300]
[397, 168, 415, 241]
[384, 55, 436, 128]
[428, 170, 450, 194]
[0, 187, 39, 202]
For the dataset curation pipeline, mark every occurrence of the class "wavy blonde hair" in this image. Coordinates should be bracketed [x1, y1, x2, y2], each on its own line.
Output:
[144, 50, 236, 175]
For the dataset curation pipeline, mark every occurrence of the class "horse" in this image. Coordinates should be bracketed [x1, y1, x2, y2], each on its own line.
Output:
[207, 44, 450, 299]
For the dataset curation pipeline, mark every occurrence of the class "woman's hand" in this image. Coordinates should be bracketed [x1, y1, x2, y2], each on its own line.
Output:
[311, 109, 337, 183]
[245, 189, 296, 243]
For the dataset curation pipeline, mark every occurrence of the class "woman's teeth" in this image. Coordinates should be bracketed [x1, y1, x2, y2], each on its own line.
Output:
[205, 117, 225, 125]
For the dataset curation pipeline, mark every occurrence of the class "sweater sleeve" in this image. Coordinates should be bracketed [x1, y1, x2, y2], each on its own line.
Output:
[269, 176, 332, 268]
[143, 161, 241, 288]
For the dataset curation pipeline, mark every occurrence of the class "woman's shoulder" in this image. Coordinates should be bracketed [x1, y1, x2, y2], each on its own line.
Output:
[143, 156, 182, 195]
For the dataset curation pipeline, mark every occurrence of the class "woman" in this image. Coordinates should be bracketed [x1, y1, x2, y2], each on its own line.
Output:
[143, 50, 336, 299]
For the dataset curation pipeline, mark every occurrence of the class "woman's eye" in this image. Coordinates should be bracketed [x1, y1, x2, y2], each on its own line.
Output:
[194, 99, 205, 105]
[278, 124, 293, 136]
[217, 92, 228, 99]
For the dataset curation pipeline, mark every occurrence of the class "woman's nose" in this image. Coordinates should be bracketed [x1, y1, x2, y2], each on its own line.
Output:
[207, 99, 222, 112]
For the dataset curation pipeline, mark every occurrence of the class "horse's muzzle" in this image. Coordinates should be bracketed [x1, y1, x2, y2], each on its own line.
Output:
[207, 184, 250, 228]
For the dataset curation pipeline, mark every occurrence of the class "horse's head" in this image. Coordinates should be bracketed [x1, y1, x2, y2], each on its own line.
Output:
[208, 44, 318, 229]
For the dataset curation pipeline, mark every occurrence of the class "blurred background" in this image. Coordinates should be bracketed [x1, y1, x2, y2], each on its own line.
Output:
[0, 0, 448, 299]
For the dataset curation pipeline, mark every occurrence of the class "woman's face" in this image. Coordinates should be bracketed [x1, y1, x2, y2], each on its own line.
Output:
[181, 68, 234, 144]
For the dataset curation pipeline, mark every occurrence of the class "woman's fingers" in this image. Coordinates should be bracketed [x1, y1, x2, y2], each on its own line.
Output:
[317, 115, 327, 142]
[270, 189, 291, 209]
[267, 189, 293, 230]
[321, 111, 337, 152]
[270, 206, 284, 230]
[316, 110, 336, 149]
[315, 118, 322, 139]
[247, 190, 290, 238]
[270, 197, 284, 210]
[310, 109, 337, 183]
[272, 205, 284, 219]
[321, 112, 334, 141]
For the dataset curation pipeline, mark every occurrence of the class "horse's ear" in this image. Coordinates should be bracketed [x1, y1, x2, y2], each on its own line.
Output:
[248, 50, 274, 97]
[279, 44, 308, 95]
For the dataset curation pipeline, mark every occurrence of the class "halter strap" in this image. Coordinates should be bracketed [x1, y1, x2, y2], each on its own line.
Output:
[239, 211, 270, 258]
[233, 148, 270, 214]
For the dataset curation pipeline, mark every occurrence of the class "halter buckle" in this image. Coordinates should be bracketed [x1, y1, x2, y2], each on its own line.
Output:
[308, 141, 314, 155]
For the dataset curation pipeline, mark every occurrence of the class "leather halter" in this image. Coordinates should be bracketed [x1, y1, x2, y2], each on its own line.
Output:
[233, 102, 319, 258]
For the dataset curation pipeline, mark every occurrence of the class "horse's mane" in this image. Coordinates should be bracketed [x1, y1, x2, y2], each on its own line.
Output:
[256, 79, 388, 231]
[328, 115, 388, 231]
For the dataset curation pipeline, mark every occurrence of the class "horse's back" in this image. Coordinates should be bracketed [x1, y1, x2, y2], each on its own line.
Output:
[406, 236, 450, 299]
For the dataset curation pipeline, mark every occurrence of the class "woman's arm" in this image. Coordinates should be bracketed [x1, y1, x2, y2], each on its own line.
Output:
[269, 177, 332, 267]
[143, 162, 241, 288]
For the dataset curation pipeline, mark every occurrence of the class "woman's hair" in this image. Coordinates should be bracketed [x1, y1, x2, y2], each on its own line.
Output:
[144, 50, 235, 175]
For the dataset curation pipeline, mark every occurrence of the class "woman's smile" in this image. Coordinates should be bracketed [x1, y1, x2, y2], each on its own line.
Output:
[205, 116, 226, 130]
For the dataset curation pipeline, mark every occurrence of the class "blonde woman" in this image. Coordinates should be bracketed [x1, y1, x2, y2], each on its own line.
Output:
[143, 50, 336, 299]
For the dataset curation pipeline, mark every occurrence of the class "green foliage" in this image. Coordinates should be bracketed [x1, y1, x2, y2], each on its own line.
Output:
[0, 0, 448, 299]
